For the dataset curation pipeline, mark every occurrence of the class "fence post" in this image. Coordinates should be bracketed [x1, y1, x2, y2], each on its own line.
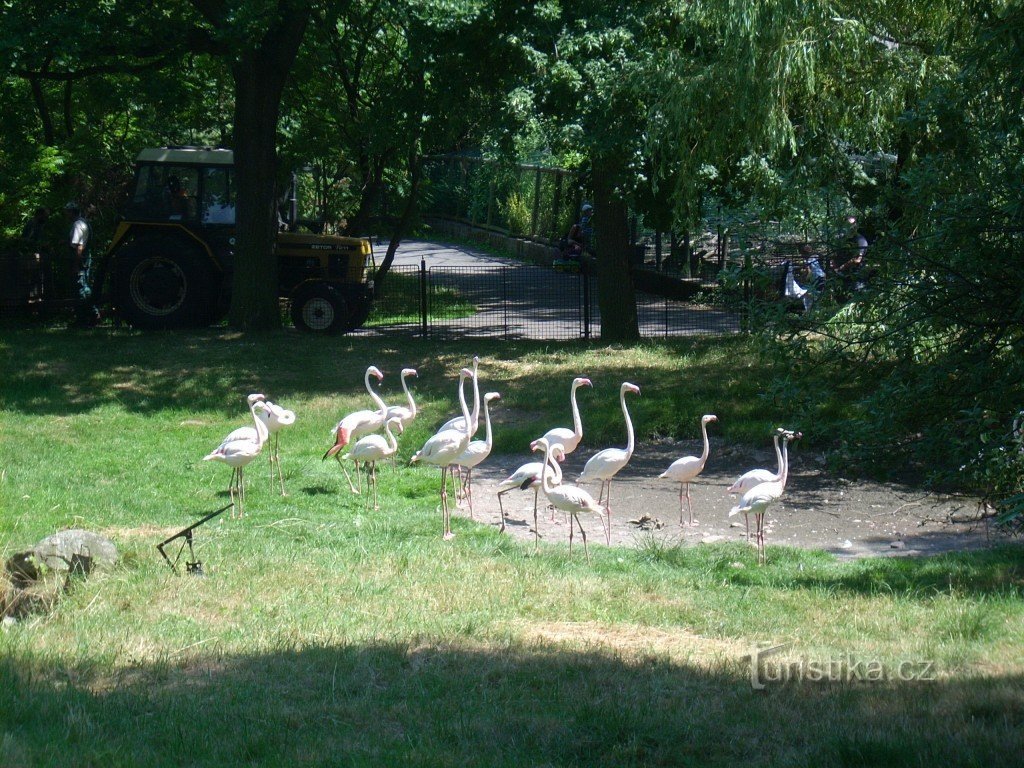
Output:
[582, 270, 592, 339]
[502, 267, 509, 341]
[530, 168, 542, 238]
[420, 258, 428, 338]
[552, 173, 563, 241]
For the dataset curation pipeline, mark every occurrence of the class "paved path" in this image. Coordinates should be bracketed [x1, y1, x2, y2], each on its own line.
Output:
[361, 239, 740, 340]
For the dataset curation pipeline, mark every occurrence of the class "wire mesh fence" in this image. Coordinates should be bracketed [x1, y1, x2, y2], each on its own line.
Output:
[362, 261, 740, 341]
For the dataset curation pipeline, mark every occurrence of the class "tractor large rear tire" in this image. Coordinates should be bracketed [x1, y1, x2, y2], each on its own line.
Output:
[291, 282, 349, 334]
[114, 243, 219, 330]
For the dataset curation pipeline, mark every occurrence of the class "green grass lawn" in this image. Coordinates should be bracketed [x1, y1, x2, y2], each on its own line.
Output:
[367, 271, 476, 326]
[0, 326, 1021, 767]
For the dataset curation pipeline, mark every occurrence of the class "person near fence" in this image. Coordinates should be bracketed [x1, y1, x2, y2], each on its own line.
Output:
[834, 216, 870, 293]
[65, 202, 99, 326]
[798, 243, 826, 310]
[556, 203, 594, 268]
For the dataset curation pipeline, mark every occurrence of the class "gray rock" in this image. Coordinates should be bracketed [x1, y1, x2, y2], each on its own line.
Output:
[33, 530, 117, 572]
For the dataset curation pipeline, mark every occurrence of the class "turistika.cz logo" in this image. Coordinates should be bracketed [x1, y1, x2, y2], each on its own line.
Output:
[748, 643, 937, 690]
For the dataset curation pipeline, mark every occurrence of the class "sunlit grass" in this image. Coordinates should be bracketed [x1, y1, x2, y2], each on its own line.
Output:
[0, 326, 1021, 766]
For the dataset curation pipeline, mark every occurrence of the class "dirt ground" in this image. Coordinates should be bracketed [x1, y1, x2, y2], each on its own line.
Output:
[452, 439, 1011, 559]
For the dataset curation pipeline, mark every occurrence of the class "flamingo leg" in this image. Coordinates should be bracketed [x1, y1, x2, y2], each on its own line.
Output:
[533, 487, 541, 550]
[441, 467, 454, 540]
[335, 455, 359, 494]
[237, 466, 245, 519]
[497, 490, 507, 533]
[371, 461, 379, 510]
[228, 468, 239, 519]
[757, 513, 766, 564]
[466, 468, 475, 519]
[275, 434, 287, 497]
[678, 483, 685, 525]
[745, 513, 751, 543]
[686, 482, 695, 526]
[604, 482, 613, 544]
[575, 513, 590, 563]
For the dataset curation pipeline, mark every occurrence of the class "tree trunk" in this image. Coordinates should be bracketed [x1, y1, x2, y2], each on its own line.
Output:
[591, 155, 638, 342]
[227, 8, 310, 332]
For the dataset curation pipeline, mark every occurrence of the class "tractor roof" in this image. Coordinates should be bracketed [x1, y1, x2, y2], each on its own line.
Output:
[135, 147, 234, 166]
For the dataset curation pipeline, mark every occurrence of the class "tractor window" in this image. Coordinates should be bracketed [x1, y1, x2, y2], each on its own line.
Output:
[201, 166, 235, 225]
[127, 165, 199, 220]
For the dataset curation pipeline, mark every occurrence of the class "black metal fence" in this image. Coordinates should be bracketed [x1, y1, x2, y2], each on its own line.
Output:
[363, 261, 740, 341]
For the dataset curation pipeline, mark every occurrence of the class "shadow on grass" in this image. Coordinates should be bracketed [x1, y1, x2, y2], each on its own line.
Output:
[1, 640, 1020, 767]
[634, 540, 1024, 599]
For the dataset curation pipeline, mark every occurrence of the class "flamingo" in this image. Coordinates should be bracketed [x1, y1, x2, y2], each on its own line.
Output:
[536, 437, 606, 563]
[345, 417, 404, 510]
[324, 365, 387, 492]
[728, 428, 799, 541]
[659, 414, 718, 525]
[385, 367, 418, 470]
[438, 355, 480, 437]
[203, 393, 270, 518]
[495, 442, 566, 547]
[729, 430, 801, 563]
[578, 382, 640, 543]
[256, 399, 296, 496]
[454, 392, 500, 518]
[534, 377, 592, 458]
[411, 367, 474, 540]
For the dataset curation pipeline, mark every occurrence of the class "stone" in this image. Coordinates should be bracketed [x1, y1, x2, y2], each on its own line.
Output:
[890, 540, 906, 550]
[33, 530, 117, 572]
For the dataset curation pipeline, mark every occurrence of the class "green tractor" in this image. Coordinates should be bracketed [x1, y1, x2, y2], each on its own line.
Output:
[105, 147, 374, 333]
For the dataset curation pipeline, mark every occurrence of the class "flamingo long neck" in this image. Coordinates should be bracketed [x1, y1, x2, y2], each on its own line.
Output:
[251, 401, 269, 446]
[483, 400, 494, 449]
[549, 453, 563, 485]
[772, 435, 783, 480]
[621, 387, 635, 457]
[366, 370, 386, 417]
[457, 375, 471, 437]
[540, 442, 556, 494]
[402, 373, 417, 418]
[780, 439, 791, 489]
[468, 369, 480, 435]
[698, 419, 712, 467]
[384, 421, 399, 454]
[570, 383, 584, 439]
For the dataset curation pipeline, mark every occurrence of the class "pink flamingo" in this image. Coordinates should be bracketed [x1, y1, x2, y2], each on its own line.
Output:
[658, 414, 717, 525]
[536, 437, 606, 563]
[729, 431, 800, 563]
[324, 365, 386, 491]
[535, 377, 592, 458]
[203, 393, 269, 518]
[495, 442, 566, 546]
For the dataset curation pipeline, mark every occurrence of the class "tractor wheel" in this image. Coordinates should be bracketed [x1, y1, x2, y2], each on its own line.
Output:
[114, 244, 218, 330]
[291, 282, 349, 334]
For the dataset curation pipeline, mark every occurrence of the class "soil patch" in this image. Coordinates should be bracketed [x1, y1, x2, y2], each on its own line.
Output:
[455, 440, 1010, 559]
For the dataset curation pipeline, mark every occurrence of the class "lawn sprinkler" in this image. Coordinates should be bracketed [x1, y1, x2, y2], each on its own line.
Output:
[157, 504, 231, 576]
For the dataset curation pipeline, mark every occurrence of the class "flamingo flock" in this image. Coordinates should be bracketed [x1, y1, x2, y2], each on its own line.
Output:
[200, 358, 803, 564]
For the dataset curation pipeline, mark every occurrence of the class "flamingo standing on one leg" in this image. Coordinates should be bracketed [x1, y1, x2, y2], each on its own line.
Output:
[324, 365, 387, 492]
[385, 368, 418, 471]
[578, 382, 640, 543]
[495, 443, 566, 546]
[346, 417, 404, 510]
[536, 437, 606, 563]
[203, 393, 270, 518]
[411, 367, 474, 540]
[534, 377, 592, 457]
[659, 414, 717, 525]
[455, 392, 500, 518]
[256, 399, 296, 496]
[727, 428, 793, 542]
[729, 430, 800, 564]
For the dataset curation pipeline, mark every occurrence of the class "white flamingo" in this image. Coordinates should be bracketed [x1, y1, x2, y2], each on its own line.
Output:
[345, 417, 404, 510]
[384, 367, 418, 470]
[438, 355, 480, 437]
[386, 368, 419, 427]
[411, 367, 474, 540]
[495, 442, 566, 546]
[536, 437, 606, 563]
[659, 414, 718, 525]
[256, 399, 296, 496]
[729, 430, 801, 563]
[535, 377, 592, 458]
[324, 365, 386, 491]
[724, 428, 794, 540]
[203, 393, 269, 518]
[455, 392, 500, 518]
[578, 382, 640, 543]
